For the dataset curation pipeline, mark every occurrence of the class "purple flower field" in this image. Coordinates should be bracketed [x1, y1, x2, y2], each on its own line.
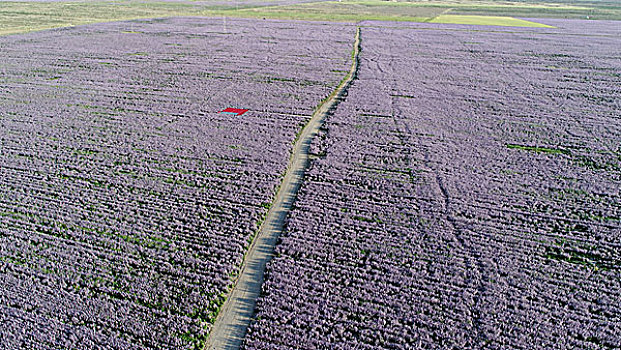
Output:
[0, 17, 354, 349]
[243, 21, 620, 349]
[1, 10, 620, 350]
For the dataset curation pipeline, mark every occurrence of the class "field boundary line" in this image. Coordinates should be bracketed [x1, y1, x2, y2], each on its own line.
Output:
[204, 25, 362, 350]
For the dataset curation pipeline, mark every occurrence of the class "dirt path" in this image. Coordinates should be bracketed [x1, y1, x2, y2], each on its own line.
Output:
[203, 27, 361, 350]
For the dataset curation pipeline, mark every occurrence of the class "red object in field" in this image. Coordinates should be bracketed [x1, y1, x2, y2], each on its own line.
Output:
[220, 108, 248, 116]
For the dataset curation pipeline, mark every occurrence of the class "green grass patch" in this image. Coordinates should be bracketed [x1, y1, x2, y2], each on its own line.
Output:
[353, 215, 383, 224]
[506, 143, 570, 155]
[545, 245, 619, 271]
[429, 15, 553, 27]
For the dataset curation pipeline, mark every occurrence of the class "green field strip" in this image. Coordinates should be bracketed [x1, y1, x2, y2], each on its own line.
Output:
[429, 15, 554, 27]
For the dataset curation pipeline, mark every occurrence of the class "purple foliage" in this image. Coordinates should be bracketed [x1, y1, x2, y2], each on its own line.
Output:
[0, 17, 354, 349]
[244, 21, 621, 349]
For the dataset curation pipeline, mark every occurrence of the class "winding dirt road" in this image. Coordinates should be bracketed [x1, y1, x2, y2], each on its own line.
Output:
[204, 27, 362, 350]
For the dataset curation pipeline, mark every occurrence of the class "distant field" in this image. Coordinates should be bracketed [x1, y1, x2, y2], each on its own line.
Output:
[444, 0, 621, 19]
[1, 0, 620, 36]
[217, 1, 447, 22]
[0, 1, 200, 35]
[223, 0, 621, 22]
